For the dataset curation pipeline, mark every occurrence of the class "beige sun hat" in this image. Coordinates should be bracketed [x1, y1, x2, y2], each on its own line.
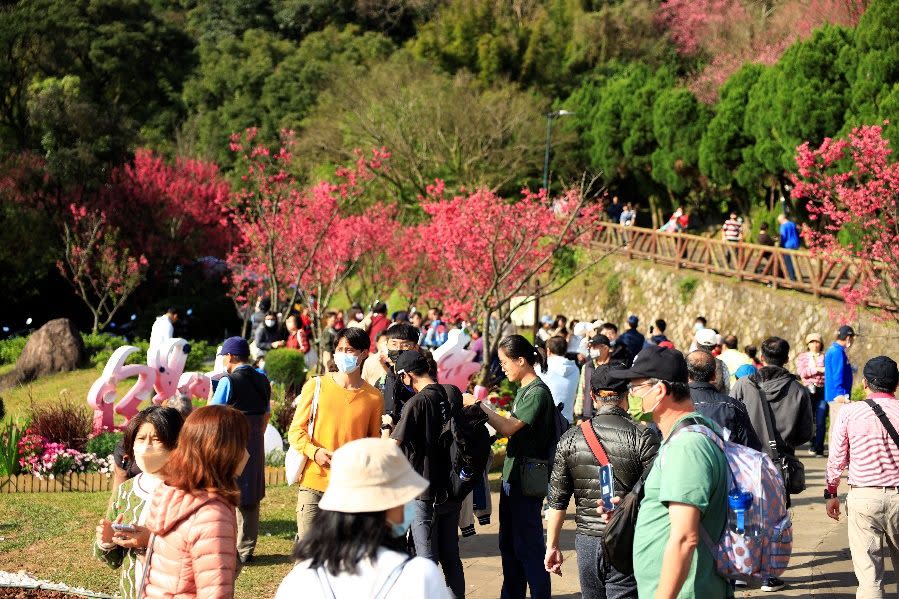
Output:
[318, 438, 428, 513]
[805, 332, 823, 345]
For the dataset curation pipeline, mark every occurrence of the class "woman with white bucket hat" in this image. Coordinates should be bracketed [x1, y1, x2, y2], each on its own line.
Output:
[275, 438, 453, 598]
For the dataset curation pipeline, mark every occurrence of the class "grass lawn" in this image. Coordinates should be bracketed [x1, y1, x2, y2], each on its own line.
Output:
[0, 484, 297, 597]
[2, 367, 140, 423]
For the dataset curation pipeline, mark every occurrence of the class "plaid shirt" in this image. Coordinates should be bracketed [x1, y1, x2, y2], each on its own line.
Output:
[826, 393, 899, 492]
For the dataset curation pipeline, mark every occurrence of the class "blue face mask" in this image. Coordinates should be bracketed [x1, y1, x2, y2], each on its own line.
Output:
[333, 352, 359, 374]
[390, 502, 416, 538]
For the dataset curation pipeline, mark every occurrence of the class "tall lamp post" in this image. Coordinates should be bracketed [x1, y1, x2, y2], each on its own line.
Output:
[542, 109, 575, 192]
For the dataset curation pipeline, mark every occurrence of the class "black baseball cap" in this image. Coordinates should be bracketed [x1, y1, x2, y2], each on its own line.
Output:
[393, 350, 428, 375]
[608, 345, 689, 384]
[863, 356, 898, 390]
[591, 364, 629, 394]
[588, 333, 611, 347]
[837, 325, 856, 340]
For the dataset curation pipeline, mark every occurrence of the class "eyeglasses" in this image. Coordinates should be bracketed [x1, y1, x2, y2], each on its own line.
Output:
[627, 381, 654, 393]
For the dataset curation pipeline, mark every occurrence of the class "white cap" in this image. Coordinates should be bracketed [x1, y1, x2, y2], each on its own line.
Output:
[695, 328, 720, 347]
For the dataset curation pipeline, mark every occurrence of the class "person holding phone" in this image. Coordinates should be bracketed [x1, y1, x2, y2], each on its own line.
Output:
[94, 406, 184, 599]
[544, 365, 659, 599]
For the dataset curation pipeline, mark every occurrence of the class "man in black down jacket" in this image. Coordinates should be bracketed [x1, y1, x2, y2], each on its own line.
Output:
[544, 364, 659, 599]
[687, 350, 763, 451]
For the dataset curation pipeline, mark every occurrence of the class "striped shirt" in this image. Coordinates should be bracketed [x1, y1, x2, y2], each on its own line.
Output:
[722, 219, 742, 241]
[826, 393, 899, 492]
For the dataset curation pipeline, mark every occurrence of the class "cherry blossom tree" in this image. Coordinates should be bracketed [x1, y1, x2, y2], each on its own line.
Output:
[791, 122, 899, 323]
[58, 204, 148, 333]
[413, 178, 610, 381]
[656, 0, 867, 102]
[225, 127, 392, 360]
[104, 149, 233, 266]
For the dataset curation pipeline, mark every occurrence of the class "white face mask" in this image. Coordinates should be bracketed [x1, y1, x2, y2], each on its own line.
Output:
[589, 348, 604, 359]
[265, 319, 276, 328]
[334, 351, 360, 373]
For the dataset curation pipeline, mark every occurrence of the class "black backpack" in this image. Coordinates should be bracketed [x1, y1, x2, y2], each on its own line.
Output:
[437, 385, 492, 503]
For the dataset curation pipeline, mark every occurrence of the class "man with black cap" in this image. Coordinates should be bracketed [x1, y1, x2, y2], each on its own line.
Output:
[825, 356, 899, 599]
[209, 336, 271, 564]
[390, 349, 464, 597]
[574, 334, 626, 423]
[545, 364, 659, 598]
[608, 345, 729, 599]
[824, 325, 855, 446]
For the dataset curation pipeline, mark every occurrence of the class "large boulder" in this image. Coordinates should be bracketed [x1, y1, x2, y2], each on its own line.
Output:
[8, 318, 86, 385]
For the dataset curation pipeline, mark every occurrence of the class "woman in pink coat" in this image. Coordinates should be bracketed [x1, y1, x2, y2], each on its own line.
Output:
[139, 405, 249, 599]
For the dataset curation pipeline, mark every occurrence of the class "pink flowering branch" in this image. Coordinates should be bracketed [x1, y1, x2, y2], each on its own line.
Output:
[791, 122, 899, 323]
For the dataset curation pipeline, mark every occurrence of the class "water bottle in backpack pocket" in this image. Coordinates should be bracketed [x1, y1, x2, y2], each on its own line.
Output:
[673, 423, 793, 584]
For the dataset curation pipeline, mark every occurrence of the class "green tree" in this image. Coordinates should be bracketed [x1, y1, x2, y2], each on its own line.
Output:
[297, 53, 552, 213]
[743, 25, 855, 185]
[844, 0, 899, 142]
[699, 63, 766, 203]
[651, 87, 711, 195]
[0, 0, 193, 181]
[182, 26, 394, 165]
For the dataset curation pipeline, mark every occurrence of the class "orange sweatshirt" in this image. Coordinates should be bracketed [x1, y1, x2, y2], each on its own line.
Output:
[287, 374, 383, 492]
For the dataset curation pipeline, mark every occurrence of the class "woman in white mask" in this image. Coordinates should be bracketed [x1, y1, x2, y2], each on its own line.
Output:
[276, 438, 452, 598]
[94, 406, 184, 599]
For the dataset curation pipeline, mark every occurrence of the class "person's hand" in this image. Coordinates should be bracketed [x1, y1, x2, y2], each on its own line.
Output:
[381, 414, 394, 428]
[112, 524, 151, 550]
[544, 546, 563, 576]
[96, 518, 115, 546]
[314, 448, 332, 467]
[272, 340, 284, 348]
[462, 393, 479, 407]
[837, 395, 851, 404]
[826, 497, 841, 521]
[597, 495, 622, 523]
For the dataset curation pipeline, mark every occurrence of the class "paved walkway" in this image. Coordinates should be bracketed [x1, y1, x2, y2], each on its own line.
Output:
[460, 454, 896, 598]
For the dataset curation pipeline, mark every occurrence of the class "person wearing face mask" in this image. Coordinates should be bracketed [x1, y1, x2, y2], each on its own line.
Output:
[275, 438, 452, 598]
[95, 406, 184, 599]
[139, 405, 248, 599]
[251, 311, 284, 360]
[390, 350, 464, 598]
[574, 334, 627, 423]
[380, 323, 424, 427]
[606, 345, 730, 599]
[209, 336, 272, 564]
[288, 327, 383, 540]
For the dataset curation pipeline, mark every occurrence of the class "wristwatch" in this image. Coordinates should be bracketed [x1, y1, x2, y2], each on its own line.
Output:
[824, 489, 838, 500]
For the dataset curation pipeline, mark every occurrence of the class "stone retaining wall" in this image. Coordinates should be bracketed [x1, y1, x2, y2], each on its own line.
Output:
[543, 255, 894, 371]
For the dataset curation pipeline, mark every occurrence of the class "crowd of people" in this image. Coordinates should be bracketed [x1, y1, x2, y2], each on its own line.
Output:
[95, 301, 899, 599]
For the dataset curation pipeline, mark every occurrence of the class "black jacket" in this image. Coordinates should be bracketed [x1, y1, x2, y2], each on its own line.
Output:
[688, 381, 763, 451]
[732, 366, 814, 457]
[548, 404, 659, 536]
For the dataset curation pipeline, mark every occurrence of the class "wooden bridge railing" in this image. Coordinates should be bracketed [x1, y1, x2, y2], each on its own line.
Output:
[592, 222, 891, 309]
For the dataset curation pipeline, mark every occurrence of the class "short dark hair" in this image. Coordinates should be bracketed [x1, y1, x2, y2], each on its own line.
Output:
[293, 510, 405, 576]
[429, 307, 443, 317]
[654, 319, 667, 333]
[123, 406, 184, 459]
[546, 336, 567, 357]
[695, 316, 707, 326]
[385, 323, 421, 343]
[722, 335, 738, 350]
[760, 222, 769, 231]
[599, 322, 618, 334]
[166, 307, 181, 316]
[744, 344, 758, 359]
[867, 378, 898, 394]
[336, 327, 370, 352]
[761, 337, 790, 367]
[687, 351, 716, 383]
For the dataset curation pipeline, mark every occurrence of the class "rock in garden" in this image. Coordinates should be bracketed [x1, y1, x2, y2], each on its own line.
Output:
[5, 319, 86, 386]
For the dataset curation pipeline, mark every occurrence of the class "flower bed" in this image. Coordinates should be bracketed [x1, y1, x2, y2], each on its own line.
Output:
[17, 432, 111, 480]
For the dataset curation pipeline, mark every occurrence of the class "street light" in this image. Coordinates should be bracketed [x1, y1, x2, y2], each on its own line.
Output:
[542, 109, 575, 193]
